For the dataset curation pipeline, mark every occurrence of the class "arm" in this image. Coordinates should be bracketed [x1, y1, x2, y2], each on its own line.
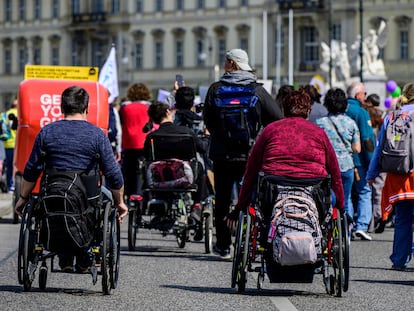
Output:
[324, 133, 344, 210]
[14, 178, 36, 216]
[256, 86, 283, 126]
[110, 185, 128, 223]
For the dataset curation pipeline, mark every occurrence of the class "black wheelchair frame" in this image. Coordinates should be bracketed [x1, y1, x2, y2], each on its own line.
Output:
[127, 133, 214, 253]
[17, 187, 120, 295]
[231, 174, 349, 297]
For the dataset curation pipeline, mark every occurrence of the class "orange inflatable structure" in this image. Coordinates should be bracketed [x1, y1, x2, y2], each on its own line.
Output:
[15, 79, 109, 194]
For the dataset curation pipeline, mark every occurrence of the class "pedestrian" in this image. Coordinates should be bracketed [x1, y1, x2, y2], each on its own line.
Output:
[305, 84, 328, 123]
[120, 83, 152, 198]
[367, 82, 414, 270]
[14, 85, 128, 272]
[275, 84, 294, 110]
[345, 81, 375, 240]
[203, 48, 283, 259]
[4, 98, 18, 193]
[316, 88, 361, 225]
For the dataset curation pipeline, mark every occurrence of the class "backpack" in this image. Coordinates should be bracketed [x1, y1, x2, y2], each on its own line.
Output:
[380, 110, 414, 174]
[214, 84, 260, 160]
[267, 185, 322, 266]
[146, 158, 194, 189]
[0, 113, 11, 141]
[38, 169, 102, 252]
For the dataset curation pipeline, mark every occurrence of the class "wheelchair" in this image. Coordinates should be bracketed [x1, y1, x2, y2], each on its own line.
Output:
[17, 187, 120, 295]
[231, 173, 349, 297]
[127, 133, 214, 253]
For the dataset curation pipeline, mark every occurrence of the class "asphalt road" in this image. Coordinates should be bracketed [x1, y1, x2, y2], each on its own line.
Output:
[0, 198, 413, 311]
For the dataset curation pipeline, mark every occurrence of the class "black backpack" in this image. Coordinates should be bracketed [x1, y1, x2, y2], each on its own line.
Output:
[38, 169, 102, 252]
[214, 84, 260, 160]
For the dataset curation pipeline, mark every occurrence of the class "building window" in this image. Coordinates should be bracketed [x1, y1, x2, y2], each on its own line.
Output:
[52, 0, 59, 18]
[5, 0, 12, 21]
[197, 0, 204, 9]
[155, 0, 163, 12]
[134, 42, 143, 69]
[72, 0, 80, 14]
[112, 0, 120, 13]
[155, 41, 163, 68]
[4, 48, 11, 74]
[218, 39, 226, 65]
[33, 47, 41, 65]
[218, 0, 226, 8]
[197, 39, 205, 66]
[332, 24, 341, 41]
[93, 0, 104, 13]
[301, 26, 319, 66]
[176, 40, 184, 68]
[34, 0, 41, 19]
[136, 0, 143, 13]
[71, 38, 79, 65]
[240, 38, 248, 52]
[92, 41, 104, 67]
[51, 47, 59, 65]
[241, 0, 248, 6]
[176, 0, 184, 10]
[400, 30, 409, 60]
[18, 47, 27, 74]
[19, 0, 26, 20]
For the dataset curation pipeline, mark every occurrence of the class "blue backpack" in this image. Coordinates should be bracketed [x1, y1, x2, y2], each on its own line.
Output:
[0, 113, 11, 141]
[214, 84, 260, 160]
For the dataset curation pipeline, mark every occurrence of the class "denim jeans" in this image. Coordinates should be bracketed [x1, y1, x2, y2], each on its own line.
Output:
[390, 200, 414, 268]
[341, 168, 354, 219]
[352, 166, 372, 232]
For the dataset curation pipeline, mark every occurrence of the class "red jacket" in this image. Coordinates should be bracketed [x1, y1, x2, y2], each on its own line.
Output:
[120, 100, 150, 149]
[238, 117, 344, 211]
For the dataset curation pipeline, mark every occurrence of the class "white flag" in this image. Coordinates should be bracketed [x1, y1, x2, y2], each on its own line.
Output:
[99, 46, 119, 103]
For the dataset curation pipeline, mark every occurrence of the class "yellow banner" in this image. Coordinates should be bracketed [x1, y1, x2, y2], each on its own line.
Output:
[25, 65, 99, 81]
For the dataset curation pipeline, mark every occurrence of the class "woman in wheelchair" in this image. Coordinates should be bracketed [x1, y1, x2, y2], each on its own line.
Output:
[15, 86, 128, 273]
[227, 88, 344, 223]
[143, 101, 209, 219]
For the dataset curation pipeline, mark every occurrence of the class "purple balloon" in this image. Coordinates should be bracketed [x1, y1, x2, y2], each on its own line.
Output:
[384, 97, 392, 109]
[386, 80, 397, 93]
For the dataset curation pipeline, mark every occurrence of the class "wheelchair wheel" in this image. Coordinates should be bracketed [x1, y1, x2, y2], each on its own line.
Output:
[22, 224, 36, 291]
[342, 214, 350, 292]
[204, 213, 213, 254]
[332, 213, 344, 297]
[17, 205, 29, 284]
[128, 208, 138, 251]
[38, 262, 48, 290]
[176, 229, 187, 248]
[231, 210, 251, 293]
[102, 202, 120, 295]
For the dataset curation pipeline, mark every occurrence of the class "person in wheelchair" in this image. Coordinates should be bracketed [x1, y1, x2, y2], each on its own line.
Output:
[143, 101, 209, 238]
[228, 88, 344, 224]
[15, 85, 128, 272]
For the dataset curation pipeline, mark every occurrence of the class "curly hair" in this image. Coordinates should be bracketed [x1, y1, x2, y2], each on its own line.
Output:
[398, 82, 414, 107]
[323, 88, 347, 114]
[283, 89, 311, 118]
[126, 83, 152, 101]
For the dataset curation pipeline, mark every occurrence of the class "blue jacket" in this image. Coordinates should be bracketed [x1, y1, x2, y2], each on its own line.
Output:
[345, 97, 376, 168]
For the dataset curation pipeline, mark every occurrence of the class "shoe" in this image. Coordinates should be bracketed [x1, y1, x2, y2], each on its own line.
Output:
[75, 264, 91, 274]
[374, 220, 386, 234]
[61, 265, 73, 273]
[391, 265, 406, 271]
[355, 230, 372, 241]
[213, 245, 231, 260]
[350, 231, 356, 241]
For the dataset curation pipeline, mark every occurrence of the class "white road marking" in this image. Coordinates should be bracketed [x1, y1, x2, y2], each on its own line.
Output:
[270, 297, 299, 311]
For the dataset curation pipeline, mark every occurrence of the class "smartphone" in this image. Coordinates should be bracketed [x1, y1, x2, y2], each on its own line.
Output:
[176, 74, 184, 88]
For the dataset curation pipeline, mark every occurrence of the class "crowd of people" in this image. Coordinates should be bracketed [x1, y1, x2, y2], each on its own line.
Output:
[12, 47, 413, 273]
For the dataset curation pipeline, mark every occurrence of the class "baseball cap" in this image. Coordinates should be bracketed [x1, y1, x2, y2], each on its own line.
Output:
[226, 49, 252, 71]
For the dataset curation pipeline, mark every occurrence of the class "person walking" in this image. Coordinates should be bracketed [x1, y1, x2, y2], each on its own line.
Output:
[367, 82, 414, 270]
[345, 81, 376, 240]
[203, 48, 283, 259]
[4, 98, 17, 193]
[316, 88, 361, 224]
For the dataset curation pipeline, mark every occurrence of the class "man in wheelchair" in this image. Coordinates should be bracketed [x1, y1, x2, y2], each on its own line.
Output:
[227, 88, 344, 266]
[15, 85, 128, 273]
[143, 101, 209, 238]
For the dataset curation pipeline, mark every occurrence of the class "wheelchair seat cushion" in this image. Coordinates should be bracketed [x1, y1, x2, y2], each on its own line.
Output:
[146, 158, 194, 189]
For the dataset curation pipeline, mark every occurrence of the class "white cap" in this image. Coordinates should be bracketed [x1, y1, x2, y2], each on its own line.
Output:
[226, 49, 252, 71]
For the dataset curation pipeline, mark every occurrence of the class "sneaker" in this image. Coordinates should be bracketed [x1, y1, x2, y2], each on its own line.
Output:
[213, 245, 231, 260]
[355, 230, 372, 241]
[374, 220, 386, 234]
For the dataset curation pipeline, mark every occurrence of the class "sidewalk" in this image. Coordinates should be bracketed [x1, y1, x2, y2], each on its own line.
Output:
[0, 192, 13, 219]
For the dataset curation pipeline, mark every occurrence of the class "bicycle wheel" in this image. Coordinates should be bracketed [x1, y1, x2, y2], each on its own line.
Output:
[101, 202, 112, 295]
[332, 213, 344, 297]
[128, 208, 137, 251]
[204, 213, 213, 254]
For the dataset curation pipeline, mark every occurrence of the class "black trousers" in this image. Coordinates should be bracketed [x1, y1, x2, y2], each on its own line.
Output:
[213, 160, 247, 250]
[122, 149, 146, 197]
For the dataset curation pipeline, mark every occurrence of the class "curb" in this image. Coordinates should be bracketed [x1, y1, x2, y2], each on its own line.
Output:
[0, 193, 13, 219]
